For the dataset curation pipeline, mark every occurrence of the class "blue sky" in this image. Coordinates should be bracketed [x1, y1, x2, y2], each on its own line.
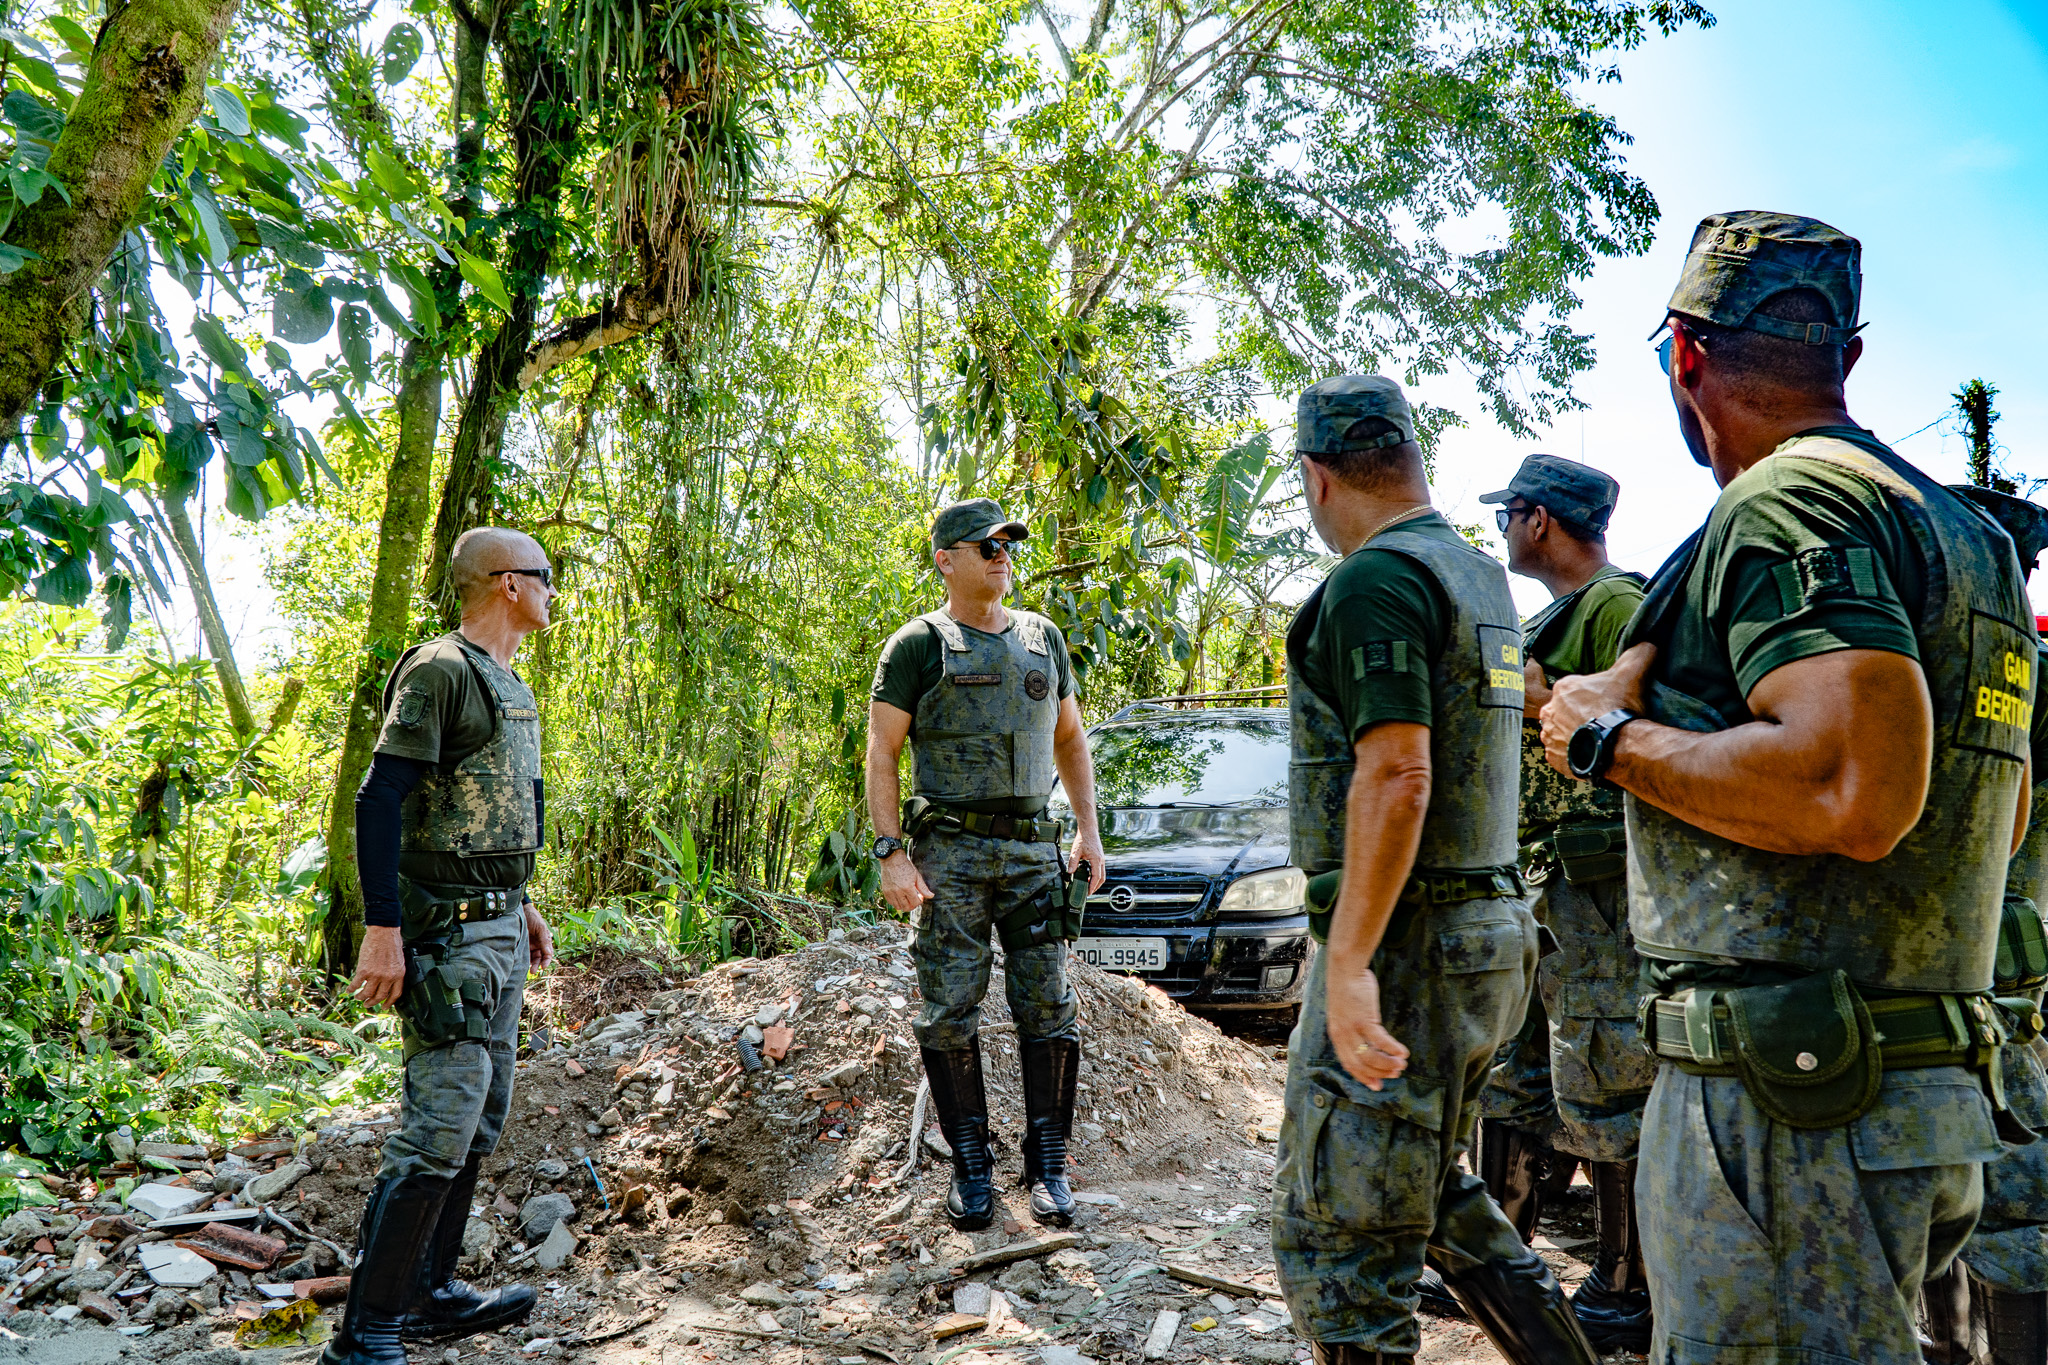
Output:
[1431, 0, 2048, 613]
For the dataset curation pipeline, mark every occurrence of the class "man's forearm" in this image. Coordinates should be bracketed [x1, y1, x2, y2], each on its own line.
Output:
[1329, 726, 1431, 965]
[867, 748, 904, 840]
[1053, 731, 1099, 835]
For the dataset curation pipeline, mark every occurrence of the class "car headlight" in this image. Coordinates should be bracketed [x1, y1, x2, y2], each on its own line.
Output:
[1217, 867, 1306, 918]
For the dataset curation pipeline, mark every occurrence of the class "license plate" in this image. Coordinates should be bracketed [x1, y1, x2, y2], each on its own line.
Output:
[1075, 937, 1169, 972]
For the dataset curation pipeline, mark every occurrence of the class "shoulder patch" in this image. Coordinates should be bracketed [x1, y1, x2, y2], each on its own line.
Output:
[1352, 641, 1411, 678]
[1772, 546, 1881, 614]
[394, 687, 430, 728]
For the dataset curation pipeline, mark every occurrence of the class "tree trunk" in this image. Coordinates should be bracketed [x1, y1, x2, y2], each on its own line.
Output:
[314, 4, 493, 976]
[0, 0, 243, 425]
[319, 331, 447, 974]
[159, 485, 257, 737]
[423, 17, 580, 622]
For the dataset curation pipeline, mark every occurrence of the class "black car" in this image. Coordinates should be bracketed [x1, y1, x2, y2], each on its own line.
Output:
[1049, 694, 1312, 1016]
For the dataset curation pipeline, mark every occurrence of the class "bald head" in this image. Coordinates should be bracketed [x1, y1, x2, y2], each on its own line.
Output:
[450, 527, 546, 609]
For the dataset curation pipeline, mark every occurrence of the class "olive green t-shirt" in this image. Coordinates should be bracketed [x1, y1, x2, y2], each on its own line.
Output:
[1529, 565, 1646, 679]
[1634, 427, 1923, 726]
[1288, 511, 1462, 740]
[375, 637, 536, 890]
[870, 609, 1077, 816]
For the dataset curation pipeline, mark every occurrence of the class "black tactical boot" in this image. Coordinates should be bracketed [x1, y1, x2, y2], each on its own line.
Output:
[401, 1154, 538, 1342]
[321, 1174, 450, 1365]
[1441, 1247, 1600, 1365]
[1477, 1119, 1549, 1244]
[1309, 1344, 1413, 1364]
[922, 1042, 996, 1230]
[1983, 1284, 2046, 1365]
[1571, 1159, 1652, 1353]
[1919, 1255, 1974, 1364]
[1414, 1266, 1466, 1320]
[1019, 1036, 1079, 1226]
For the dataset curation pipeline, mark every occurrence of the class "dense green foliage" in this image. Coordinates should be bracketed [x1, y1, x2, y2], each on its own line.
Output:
[0, 0, 1705, 1161]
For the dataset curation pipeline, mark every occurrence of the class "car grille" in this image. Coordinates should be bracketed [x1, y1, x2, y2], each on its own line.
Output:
[1086, 878, 1211, 922]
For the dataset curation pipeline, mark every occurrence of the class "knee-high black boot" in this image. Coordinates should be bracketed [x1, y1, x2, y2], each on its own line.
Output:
[1920, 1256, 1975, 1364]
[1571, 1159, 1652, 1353]
[922, 1041, 995, 1230]
[1477, 1119, 1550, 1244]
[1019, 1036, 1079, 1226]
[320, 1175, 450, 1365]
[1983, 1283, 2046, 1365]
[401, 1154, 538, 1342]
[1309, 1344, 1412, 1364]
[1440, 1247, 1600, 1365]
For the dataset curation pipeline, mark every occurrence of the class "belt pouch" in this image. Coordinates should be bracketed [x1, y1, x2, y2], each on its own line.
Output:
[1996, 895, 2048, 991]
[1724, 969, 1882, 1128]
[1552, 819, 1626, 885]
[1305, 870, 1339, 944]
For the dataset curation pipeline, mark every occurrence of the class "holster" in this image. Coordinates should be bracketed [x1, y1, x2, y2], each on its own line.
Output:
[1549, 818, 1627, 885]
[996, 856, 1089, 951]
[1996, 895, 2048, 992]
[400, 939, 495, 1059]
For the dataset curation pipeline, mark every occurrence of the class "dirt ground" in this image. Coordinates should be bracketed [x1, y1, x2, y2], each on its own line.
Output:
[2, 925, 1643, 1365]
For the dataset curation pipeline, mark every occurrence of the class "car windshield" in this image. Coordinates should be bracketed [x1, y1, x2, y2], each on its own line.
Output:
[1063, 715, 1290, 809]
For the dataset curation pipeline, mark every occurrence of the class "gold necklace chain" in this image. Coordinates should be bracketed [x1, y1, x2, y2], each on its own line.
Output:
[1356, 503, 1432, 549]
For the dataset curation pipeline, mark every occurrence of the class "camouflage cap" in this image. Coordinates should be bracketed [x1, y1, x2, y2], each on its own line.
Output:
[1950, 485, 2048, 573]
[930, 498, 1027, 551]
[1478, 454, 1619, 534]
[1663, 211, 1864, 344]
[1297, 375, 1415, 457]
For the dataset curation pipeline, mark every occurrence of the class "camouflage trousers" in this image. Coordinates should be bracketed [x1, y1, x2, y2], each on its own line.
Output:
[1640, 1063, 1999, 1364]
[1272, 895, 1539, 1352]
[378, 896, 529, 1181]
[1961, 1030, 2048, 1292]
[910, 825, 1078, 1049]
[1478, 870, 1654, 1161]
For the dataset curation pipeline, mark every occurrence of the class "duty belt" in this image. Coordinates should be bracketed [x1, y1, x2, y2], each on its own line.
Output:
[908, 799, 1063, 845]
[399, 879, 522, 940]
[1307, 864, 1526, 943]
[1646, 990, 2035, 1072]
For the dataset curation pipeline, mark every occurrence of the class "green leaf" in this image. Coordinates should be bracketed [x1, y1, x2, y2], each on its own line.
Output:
[206, 86, 252, 137]
[188, 316, 248, 374]
[338, 303, 373, 377]
[364, 282, 417, 338]
[364, 146, 418, 202]
[454, 250, 513, 314]
[381, 23, 424, 85]
[830, 685, 846, 726]
[188, 187, 231, 268]
[271, 268, 334, 344]
[33, 554, 88, 607]
[101, 573, 132, 650]
[0, 242, 41, 274]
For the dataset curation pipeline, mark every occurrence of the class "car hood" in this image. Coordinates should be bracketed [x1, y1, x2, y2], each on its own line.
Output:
[1098, 805, 1289, 878]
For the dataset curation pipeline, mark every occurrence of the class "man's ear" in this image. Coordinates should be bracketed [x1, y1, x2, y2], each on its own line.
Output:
[1299, 454, 1327, 506]
[934, 549, 951, 579]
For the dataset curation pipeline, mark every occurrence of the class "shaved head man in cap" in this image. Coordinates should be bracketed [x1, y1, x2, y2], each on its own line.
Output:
[866, 499, 1106, 1233]
[1542, 211, 2036, 1363]
[1271, 375, 1597, 1365]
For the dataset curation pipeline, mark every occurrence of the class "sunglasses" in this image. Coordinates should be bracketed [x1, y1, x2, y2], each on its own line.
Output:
[1653, 320, 1704, 376]
[950, 537, 1024, 561]
[1494, 506, 1530, 534]
[490, 567, 554, 589]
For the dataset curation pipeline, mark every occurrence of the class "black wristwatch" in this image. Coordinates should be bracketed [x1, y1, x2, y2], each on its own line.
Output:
[1567, 708, 1639, 782]
[871, 836, 905, 862]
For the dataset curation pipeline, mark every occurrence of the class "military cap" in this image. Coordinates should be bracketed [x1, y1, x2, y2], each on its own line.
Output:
[1950, 485, 2048, 573]
[1478, 454, 1620, 534]
[931, 497, 1028, 552]
[1297, 375, 1416, 457]
[1663, 211, 1864, 345]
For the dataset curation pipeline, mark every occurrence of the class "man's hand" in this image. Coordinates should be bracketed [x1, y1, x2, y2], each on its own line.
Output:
[1068, 832, 1106, 894]
[524, 900, 554, 971]
[1541, 642, 1656, 775]
[1324, 953, 1409, 1090]
[879, 851, 934, 915]
[1522, 657, 1552, 718]
[348, 925, 406, 1007]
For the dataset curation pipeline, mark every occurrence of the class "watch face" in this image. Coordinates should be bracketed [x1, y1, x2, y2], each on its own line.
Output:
[1567, 723, 1602, 778]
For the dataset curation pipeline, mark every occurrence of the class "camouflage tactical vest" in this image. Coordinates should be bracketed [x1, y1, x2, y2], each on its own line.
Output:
[1287, 526, 1524, 876]
[2007, 645, 2048, 910]
[1629, 435, 2035, 993]
[910, 609, 1061, 807]
[1517, 575, 1637, 841]
[387, 634, 544, 859]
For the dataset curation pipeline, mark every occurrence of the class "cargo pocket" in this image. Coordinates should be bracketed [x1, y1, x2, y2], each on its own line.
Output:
[1437, 917, 1528, 976]
[1297, 1071, 1442, 1231]
[1849, 1068, 2003, 1171]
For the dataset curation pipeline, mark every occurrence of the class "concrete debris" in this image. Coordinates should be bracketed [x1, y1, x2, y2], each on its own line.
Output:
[238, 1161, 310, 1206]
[1142, 1308, 1183, 1359]
[519, 1193, 576, 1240]
[531, 1221, 578, 1272]
[125, 1183, 215, 1223]
[138, 1244, 217, 1289]
[740, 1282, 796, 1308]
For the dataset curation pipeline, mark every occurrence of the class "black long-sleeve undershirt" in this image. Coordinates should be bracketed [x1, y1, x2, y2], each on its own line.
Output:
[353, 755, 546, 928]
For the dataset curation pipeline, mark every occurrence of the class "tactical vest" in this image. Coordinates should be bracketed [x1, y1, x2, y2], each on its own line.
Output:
[910, 609, 1061, 806]
[1517, 573, 1640, 840]
[386, 634, 545, 859]
[1287, 526, 1524, 877]
[2008, 645, 2048, 910]
[1629, 435, 2035, 993]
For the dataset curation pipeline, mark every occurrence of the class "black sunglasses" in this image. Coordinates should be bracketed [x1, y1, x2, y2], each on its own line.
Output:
[950, 537, 1024, 561]
[1654, 320, 1705, 376]
[490, 566, 554, 589]
[1494, 505, 1531, 534]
